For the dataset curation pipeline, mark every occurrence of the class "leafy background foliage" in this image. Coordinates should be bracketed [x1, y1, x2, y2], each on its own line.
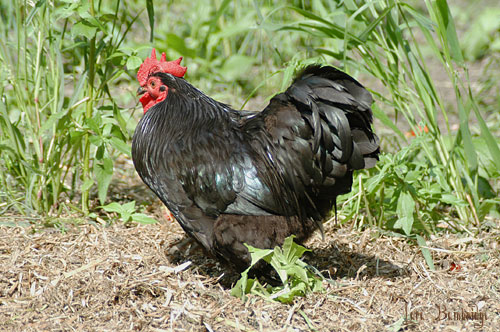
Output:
[1, 0, 499, 301]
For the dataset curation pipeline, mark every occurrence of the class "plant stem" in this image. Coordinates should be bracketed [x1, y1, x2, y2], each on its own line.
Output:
[82, 0, 96, 214]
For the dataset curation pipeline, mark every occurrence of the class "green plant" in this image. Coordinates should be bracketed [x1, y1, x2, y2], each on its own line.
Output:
[0, 0, 314, 217]
[339, 135, 488, 235]
[231, 236, 324, 303]
[0, 0, 139, 215]
[100, 201, 157, 224]
[271, 0, 500, 231]
[1, 0, 498, 237]
[459, 6, 500, 61]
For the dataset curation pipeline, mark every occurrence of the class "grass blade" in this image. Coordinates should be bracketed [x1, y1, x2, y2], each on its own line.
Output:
[146, 0, 155, 42]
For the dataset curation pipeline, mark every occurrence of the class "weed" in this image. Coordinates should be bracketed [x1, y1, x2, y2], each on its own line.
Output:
[101, 201, 157, 224]
[0, 0, 137, 215]
[273, 0, 500, 231]
[1, 0, 498, 237]
[231, 236, 324, 303]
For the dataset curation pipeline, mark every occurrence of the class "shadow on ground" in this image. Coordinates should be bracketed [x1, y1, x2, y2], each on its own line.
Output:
[164, 232, 405, 289]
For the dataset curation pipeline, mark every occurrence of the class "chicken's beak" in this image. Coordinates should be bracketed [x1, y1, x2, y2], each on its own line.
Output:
[137, 86, 147, 96]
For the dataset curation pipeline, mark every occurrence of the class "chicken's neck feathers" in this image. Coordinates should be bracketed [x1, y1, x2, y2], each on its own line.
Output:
[132, 81, 248, 193]
[143, 83, 239, 146]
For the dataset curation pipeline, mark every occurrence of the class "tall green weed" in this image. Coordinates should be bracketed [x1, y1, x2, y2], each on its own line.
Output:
[1, 0, 498, 233]
[270, 0, 500, 233]
[0, 0, 137, 215]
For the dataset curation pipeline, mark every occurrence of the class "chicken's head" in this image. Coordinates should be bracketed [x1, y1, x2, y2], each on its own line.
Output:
[136, 48, 187, 113]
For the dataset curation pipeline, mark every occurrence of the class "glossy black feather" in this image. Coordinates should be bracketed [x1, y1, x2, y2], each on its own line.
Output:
[132, 65, 379, 271]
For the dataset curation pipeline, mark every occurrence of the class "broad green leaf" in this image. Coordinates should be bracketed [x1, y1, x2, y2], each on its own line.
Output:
[89, 135, 104, 147]
[122, 201, 136, 214]
[101, 202, 124, 214]
[404, 170, 420, 183]
[132, 213, 158, 224]
[246, 245, 274, 266]
[282, 235, 309, 264]
[113, 107, 130, 138]
[234, 236, 324, 302]
[477, 176, 496, 199]
[285, 265, 309, 284]
[95, 145, 105, 160]
[76, 1, 92, 19]
[440, 194, 467, 207]
[95, 157, 113, 204]
[85, 116, 102, 135]
[72, 20, 98, 39]
[86, 16, 107, 35]
[230, 271, 249, 300]
[109, 136, 131, 156]
[394, 191, 415, 235]
[81, 179, 94, 192]
[102, 201, 137, 222]
[490, 38, 500, 52]
[55, 1, 80, 20]
[220, 55, 256, 81]
[416, 235, 435, 271]
[311, 276, 324, 292]
[126, 56, 142, 70]
[270, 249, 289, 283]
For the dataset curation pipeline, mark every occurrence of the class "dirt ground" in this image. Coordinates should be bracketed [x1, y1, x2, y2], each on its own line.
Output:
[1, 214, 498, 332]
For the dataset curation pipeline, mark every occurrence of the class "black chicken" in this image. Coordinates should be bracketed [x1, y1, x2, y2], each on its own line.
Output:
[132, 49, 379, 271]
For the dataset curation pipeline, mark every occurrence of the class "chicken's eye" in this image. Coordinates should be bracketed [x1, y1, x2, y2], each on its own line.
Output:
[150, 80, 156, 87]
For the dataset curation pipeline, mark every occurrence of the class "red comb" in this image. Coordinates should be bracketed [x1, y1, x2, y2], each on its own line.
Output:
[137, 48, 187, 86]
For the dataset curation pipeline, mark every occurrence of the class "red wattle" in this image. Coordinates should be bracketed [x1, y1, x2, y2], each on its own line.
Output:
[139, 91, 168, 114]
[139, 93, 154, 114]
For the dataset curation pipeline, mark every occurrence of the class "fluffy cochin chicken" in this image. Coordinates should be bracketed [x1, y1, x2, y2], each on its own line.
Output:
[132, 49, 379, 271]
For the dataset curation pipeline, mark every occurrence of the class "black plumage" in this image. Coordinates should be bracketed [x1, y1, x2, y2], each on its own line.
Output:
[132, 65, 379, 271]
